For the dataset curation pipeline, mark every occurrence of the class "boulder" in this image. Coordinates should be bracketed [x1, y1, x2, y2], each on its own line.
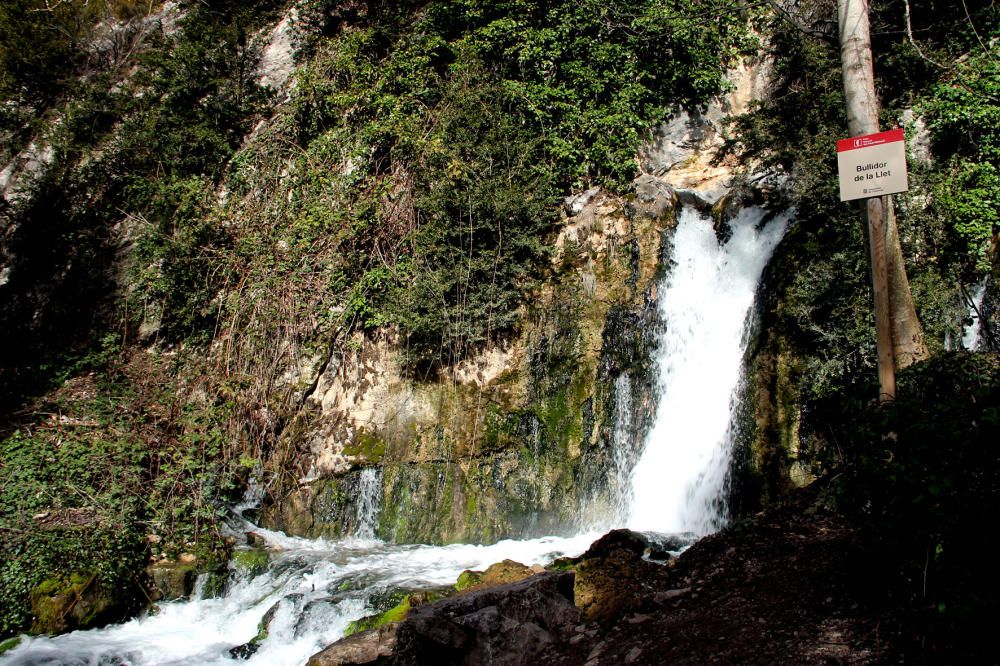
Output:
[29, 573, 118, 634]
[309, 571, 579, 666]
[574, 530, 674, 622]
[629, 175, 676, 221]
[307, 622, 401, 666]
[453, 559, 536, 595]
[395, 571, 578, 665]
[146, 560, 197, 601]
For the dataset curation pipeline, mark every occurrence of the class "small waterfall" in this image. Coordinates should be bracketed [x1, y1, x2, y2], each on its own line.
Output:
[233, 475, 265, 517]
[962, 280, 988, 351]
[352, 467, 382, 539]
[610, 373, 636, 523]
[626, 205, 789, 535]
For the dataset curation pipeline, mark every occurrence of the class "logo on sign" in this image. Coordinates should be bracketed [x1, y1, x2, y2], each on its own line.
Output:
[854, 138, 863, 148]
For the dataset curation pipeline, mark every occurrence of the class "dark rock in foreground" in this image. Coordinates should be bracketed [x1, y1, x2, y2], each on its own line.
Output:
[310, 571, 581, 666]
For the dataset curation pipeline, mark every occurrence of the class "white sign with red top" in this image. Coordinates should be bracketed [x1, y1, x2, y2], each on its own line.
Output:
[836, 128, 909, 201]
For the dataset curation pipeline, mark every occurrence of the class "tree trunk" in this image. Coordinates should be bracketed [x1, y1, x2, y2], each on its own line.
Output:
[838, 0, 928, 400]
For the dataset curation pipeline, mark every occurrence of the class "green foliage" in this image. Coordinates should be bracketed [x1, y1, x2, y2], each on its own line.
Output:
[0, 1, 275, 401]
[0, 352, 252, 637]
[0, 421, 148, 636]
[130, 177, 229, 342]
[920, 48, 1000, 274]
[275, 0, 754, 372]
[727, 0, 999, 399]
[0, 0, 91, 105]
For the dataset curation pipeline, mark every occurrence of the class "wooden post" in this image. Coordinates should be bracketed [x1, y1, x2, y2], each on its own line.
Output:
[839, 0, 896, 401]
[866, 196, 896, 401]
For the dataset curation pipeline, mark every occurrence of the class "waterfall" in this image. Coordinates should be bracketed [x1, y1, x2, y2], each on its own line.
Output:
[962, 280, 988, 351]
[610, 373, 636, 523]
[352, 468, 381, 539]
[626, 206, 789, 535]
[1, 203, 791, 666]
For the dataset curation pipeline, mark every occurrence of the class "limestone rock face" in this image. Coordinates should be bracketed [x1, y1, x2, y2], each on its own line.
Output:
[265, 182, 674, 544]
[256, 13, 297, 91]
[639, 59, 772, 204]
[262, 54, 782, 547]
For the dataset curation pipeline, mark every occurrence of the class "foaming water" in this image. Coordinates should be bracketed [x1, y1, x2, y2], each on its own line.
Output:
[627, 206, 788, 535]
[962, 280, 988, 351]
[352, 467, 382, 539]
[1, 529, 600, 666]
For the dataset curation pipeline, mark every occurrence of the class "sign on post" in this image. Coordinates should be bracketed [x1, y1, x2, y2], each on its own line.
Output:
[837, 128, 909, 201]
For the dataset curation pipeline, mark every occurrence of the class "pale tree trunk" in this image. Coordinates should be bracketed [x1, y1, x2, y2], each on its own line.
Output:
[838, 0, 928, 400]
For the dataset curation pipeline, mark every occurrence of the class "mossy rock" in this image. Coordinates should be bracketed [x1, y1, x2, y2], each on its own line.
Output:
[29, 572, 117, 634]
[454, 570, 484, 592]
[146, 561, 198, 601]
[341, 429, 387, 463]
[345, 596, 411, 637]
[231, 549, 269, 577]
[229, 597, 284, 659]
[197, 569, 229, 599]
[344, 589, 449, 637]
[480, 560, 534, 587]
[0, 636, 22, 656]
[545, 557, 579, 572]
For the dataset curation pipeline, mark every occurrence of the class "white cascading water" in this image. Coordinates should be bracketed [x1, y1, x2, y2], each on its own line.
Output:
[1, 524, 601, 666]
[962, 280, 988, 351]
[627, 206, 789, 535]
[610, 373, 636, 523]
[1, 204, 788, 666]
[352, 468, 381, 539]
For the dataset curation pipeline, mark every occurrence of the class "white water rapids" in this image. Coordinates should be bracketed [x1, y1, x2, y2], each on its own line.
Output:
[1, 205, 788, 666]
[962, 280, 988, 351]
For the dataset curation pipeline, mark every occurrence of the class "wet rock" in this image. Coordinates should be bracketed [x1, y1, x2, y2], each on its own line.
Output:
[29, 573, 118, 634]
[574, 530, 673, 622]
[675, 188, 714, 213]
[146, 560, 197, 601]
[230, 595, 299, 659]
[396, 571, 579, 665]
[231, 548, 270, 577]
[311, 572, 579, 666]
[345, 588, 451, 637]
[580, 529, 648, 559]
[307, 622, 401, 665]
[0, 636, 22, 656]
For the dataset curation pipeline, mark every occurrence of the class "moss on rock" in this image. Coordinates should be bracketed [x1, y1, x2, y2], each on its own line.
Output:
[0, 636, 22, 655]
[231, 549, 269, 578]
[29, 572, 118, 634]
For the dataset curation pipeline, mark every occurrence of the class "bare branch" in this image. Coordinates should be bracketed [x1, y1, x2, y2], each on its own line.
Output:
[903, 0, 948, 69]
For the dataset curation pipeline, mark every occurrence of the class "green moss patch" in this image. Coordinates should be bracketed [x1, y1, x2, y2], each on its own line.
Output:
[231, 549, 269, 578]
